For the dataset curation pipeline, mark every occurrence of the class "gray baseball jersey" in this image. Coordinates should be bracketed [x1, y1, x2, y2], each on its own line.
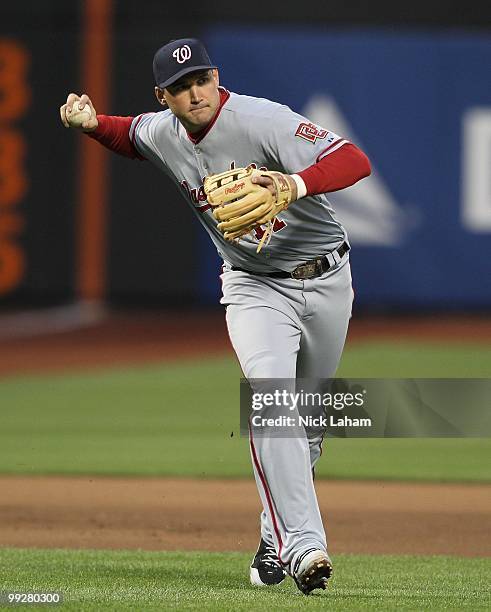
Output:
[130, 88, 349, 272]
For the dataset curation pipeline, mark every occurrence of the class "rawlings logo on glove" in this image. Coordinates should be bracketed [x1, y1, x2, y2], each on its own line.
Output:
[203, 166, 294, 253]
[225, 181, 246, 195]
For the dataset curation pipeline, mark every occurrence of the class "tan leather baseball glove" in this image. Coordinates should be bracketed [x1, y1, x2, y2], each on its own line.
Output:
[203, 167, 294, 253]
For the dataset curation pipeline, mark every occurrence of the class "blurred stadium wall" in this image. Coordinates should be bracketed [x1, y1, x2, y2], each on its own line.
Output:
[1, 0, 490, 310]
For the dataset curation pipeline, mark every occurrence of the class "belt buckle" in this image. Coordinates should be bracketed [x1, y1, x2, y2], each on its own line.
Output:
[291, 261, 318, 280]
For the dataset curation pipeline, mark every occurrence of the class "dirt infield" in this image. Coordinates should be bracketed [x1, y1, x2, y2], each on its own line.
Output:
[1, 476, 490, 557]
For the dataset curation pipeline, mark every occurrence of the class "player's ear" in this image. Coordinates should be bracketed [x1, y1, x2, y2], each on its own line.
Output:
[212, 68, 219, 87]
[155, 87, 166, 106]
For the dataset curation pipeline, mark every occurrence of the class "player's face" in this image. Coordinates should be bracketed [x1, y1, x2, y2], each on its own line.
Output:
[156, 69, 220, 133]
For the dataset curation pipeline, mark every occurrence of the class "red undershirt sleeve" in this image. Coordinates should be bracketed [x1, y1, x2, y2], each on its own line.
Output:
[86, 115, 145, 160]
[297, 143, 371, 195]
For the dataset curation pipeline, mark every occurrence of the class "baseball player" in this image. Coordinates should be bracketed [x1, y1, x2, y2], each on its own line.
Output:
[60, 38, 370, 595]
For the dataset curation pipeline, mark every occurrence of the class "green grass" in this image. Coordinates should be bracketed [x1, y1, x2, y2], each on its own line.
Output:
[339, 341, 491, 378]
[0, 342, 490, 481]
[0, 548, 489, 611]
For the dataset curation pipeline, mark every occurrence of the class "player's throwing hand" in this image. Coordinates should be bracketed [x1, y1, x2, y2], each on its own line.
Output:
[59, 93, 98, 131]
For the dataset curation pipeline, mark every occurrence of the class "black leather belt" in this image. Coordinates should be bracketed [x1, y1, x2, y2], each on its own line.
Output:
[231, 241, 350, 280]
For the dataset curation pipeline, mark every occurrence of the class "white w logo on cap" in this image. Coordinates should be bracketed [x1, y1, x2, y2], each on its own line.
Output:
[172, 45, 192, 64]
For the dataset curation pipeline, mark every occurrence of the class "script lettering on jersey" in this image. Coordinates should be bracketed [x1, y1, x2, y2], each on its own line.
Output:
[295, 122, 330, 144]
[180, 179, 211, 212]
[229, 160, 268, 172]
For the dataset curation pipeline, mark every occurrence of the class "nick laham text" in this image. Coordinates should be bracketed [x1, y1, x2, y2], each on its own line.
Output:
[251, 415, 373, 428]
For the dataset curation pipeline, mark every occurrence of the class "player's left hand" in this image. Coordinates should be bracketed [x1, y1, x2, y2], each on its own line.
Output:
[204, 167, 296, 253]
[251, 172, 298, 202]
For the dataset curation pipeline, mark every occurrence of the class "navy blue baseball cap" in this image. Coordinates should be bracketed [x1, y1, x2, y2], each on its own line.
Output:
[153, 38, 216, 89]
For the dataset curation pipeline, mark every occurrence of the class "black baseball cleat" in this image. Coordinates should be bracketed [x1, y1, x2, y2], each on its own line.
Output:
[249, 538, 287, 586]
[293, 548, 333, 595]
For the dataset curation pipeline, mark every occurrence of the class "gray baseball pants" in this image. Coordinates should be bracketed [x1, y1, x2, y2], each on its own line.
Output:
[220, 256, 353, 572]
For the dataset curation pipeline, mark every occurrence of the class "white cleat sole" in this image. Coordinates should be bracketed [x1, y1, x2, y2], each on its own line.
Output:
[294, 550, 333, 595]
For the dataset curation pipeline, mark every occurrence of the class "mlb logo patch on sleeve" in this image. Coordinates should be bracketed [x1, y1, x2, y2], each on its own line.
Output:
[295, 122, 330, 143]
